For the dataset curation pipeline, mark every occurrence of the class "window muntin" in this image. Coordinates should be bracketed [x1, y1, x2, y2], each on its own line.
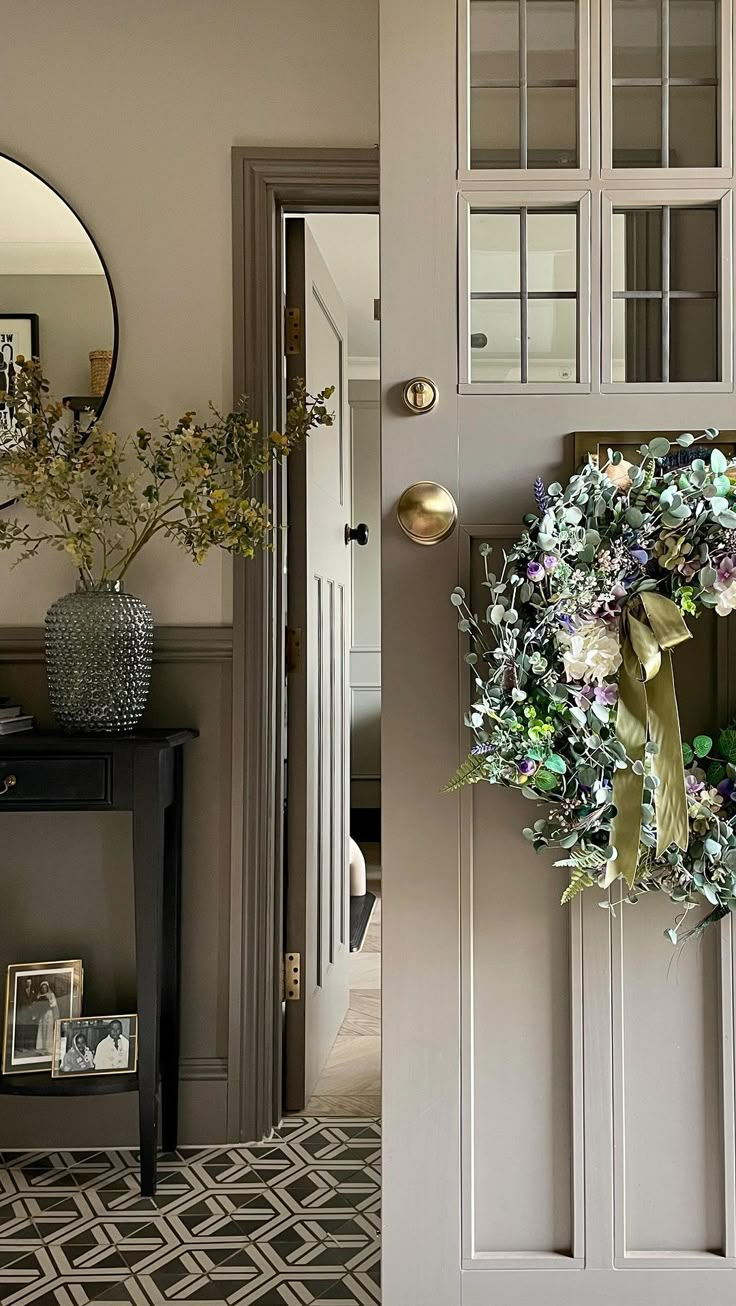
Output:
[470, 208, 579, 382]
[611, 204, 719, 381]
[611, 0, 720, 167]
[469, 0, 579, 168]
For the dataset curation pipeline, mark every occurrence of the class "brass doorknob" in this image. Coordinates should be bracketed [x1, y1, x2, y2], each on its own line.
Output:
[396, 481, 458, 546]
[402, 377, 438, 413]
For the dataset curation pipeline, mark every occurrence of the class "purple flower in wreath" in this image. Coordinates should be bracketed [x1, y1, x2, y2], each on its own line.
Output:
[685, 771, 705, 796]
[594, 684, 618, 706]
[472, 743, 494, 755]
[517, 758, 538, 776]
[717, 556, 736, 585]
[527, 561, 545, 582]
[543, 554, 558, 572]
[630, 549, 648, 567]
[558, 613, 575, 633]
[717, 777, 736, 802]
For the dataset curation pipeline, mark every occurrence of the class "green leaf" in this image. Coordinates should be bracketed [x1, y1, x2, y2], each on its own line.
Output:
[677, 433, 695, 447]
[707, 760, 727, 786]
[649, 437, 671, 458]
[544, 754, 567, 774]
[693, 734, 713, 758]
[719, 728, 736, 763]
[534, 769, 559, 791]
[665, 927, 678, 945]
[560, 868, 594, 905]
[442, 753, 489, 792]
[711, 448, 728, 474]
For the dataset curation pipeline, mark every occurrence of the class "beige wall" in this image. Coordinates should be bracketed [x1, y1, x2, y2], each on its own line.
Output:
[0, 0, 378, 1145]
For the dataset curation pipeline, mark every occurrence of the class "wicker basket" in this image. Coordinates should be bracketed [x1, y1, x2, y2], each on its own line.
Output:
[89, 350, 113, 397]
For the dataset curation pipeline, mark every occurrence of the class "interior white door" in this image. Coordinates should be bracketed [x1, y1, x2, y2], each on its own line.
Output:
[284, 218, 351, 1111]
[380, 2, 736, 1303]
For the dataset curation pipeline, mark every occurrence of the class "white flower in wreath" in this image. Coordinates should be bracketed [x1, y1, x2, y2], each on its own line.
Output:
[558, 619, 622, 686]
[714, 577, 736, 616]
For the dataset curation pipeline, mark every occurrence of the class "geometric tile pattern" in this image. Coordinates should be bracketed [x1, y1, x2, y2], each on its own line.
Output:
[0, 1119, 380, 1304]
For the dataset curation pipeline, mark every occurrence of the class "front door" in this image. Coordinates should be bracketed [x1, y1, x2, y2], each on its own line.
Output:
[284, 218, 352, 1111]
[381, 1, 736, 1302]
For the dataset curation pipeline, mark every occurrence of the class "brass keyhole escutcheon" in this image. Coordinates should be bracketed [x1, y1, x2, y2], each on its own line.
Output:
[396, 482, 458, 546]
[402, 377, 438, 414]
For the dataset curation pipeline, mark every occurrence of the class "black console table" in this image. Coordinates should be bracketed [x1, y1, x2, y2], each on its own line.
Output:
[0, 729, 197, 1195]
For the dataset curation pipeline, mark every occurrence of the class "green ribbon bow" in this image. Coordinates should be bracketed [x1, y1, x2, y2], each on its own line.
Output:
[606, 592, 692, 890]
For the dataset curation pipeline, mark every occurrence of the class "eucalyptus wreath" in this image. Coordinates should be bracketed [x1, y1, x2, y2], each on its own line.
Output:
[447, 432, 736, 943]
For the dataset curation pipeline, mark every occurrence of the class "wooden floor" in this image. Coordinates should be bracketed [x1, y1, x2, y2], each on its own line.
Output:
[306, 873, 381, 1118]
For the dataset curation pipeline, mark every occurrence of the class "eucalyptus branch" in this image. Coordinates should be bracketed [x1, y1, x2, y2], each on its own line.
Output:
[0, 360, 334, 585]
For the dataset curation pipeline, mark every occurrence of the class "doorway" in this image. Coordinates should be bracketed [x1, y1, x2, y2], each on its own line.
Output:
[229, 148, 380, 1147]
[282, 212, 382, 1117]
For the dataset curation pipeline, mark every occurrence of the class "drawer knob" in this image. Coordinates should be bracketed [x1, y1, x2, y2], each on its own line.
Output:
[0, 775, 17, 796]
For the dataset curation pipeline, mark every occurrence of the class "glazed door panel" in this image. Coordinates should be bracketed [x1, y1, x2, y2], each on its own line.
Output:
[379, 1, 736, 1301]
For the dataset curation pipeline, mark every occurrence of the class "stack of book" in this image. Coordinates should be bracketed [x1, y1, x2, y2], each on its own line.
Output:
[0, 700, 34, 736]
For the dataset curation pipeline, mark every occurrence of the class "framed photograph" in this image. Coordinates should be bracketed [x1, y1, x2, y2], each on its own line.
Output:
[52, 1014, 138, 1078]
[2, 959, 83, 1074]
[0, 314, 40, 438]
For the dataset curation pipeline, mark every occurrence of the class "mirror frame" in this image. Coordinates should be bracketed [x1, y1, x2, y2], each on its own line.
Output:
[0, 150, 120, 509]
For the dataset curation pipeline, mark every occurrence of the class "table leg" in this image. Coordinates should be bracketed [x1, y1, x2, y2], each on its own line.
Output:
[161, 748, 183, 1155]
[133, 747, 165, 1196]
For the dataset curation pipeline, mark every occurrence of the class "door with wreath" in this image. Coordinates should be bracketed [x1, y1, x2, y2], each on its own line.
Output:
[380, 0, 736, 1302]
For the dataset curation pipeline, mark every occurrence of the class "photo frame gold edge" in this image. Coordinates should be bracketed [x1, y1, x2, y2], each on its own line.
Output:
[50, 1013, 139, 1080]
[573, 430, 736, 467]
[2, 959, 84, 1076]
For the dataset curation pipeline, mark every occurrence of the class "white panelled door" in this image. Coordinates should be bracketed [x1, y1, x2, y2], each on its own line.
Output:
[380, 0, 736, 1302]
[284, 219, 351, 1111]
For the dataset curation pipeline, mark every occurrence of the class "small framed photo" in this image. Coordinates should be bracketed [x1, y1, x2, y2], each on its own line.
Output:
[2, 960, 83, 1074]
[52, 1015, 138, 1078]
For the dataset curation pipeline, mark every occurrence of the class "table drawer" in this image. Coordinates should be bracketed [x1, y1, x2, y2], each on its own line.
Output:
[0, 756, 111, 804]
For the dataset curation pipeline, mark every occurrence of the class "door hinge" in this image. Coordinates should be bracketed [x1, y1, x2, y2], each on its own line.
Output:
[285, 626, 302, 674]
[283, 953, 301, 1001]
[285, 306, 302, 355]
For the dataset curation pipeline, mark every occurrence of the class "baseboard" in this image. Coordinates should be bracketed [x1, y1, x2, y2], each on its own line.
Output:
[350, 807, 381, 843]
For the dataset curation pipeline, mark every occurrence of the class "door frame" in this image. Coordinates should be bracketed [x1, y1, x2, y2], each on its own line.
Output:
[229, 147, 380, 1142]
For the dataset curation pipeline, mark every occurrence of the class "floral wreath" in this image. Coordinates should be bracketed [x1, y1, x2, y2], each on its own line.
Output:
[448, 431, 736, 944]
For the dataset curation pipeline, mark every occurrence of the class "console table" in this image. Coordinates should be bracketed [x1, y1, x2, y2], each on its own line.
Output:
[0, 729, 197, 1195]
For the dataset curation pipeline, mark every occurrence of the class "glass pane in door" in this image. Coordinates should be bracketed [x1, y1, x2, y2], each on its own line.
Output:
[471, 299, 522, 381]
[527, 299, 577, 381]
[612, 0, 661, 78]
[670, 0, 717, 77]
[527, 212, 577, 291]
[469, 0, 579, 168]
[470, 88, 520, 167]
[670, 299, 719, 380]
[670, 206, 718, 292]
[527, 88, 577, 167]
[669, 85, 718, 167]
[612, 85, 662, 167]
[611, 0, 720, 167]
[470, 0, 519, 81]
[526, 0, 576, 80]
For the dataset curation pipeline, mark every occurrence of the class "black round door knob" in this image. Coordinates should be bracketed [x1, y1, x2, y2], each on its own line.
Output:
[345, 522, 370, 546]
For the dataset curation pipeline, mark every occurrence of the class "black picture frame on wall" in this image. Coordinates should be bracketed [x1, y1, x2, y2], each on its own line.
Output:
[0, 312, 40, 367]
[0, 314, 40, 443]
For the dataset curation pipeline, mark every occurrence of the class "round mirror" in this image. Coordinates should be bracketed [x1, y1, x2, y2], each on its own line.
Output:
[0, 153, 118, 434]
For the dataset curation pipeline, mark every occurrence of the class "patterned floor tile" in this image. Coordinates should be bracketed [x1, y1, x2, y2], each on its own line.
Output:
[0, 1122, 380, 1305]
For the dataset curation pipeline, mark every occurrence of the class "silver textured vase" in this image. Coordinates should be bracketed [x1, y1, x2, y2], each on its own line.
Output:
[45, 581, 154, 733]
